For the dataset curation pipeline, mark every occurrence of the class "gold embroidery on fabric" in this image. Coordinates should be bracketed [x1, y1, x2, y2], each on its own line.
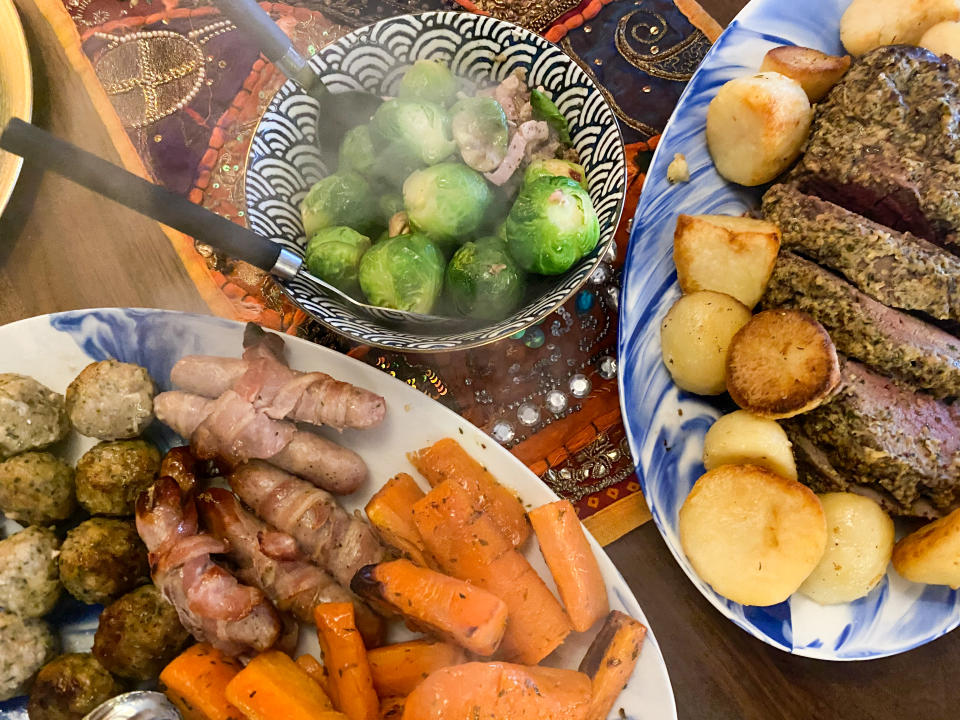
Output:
[616, 9, 709, 81]
[470, 0, 581, 32]
[541, 435, 634, 502]
[93, 21, 236, 129]
[561, 36, 660, 137]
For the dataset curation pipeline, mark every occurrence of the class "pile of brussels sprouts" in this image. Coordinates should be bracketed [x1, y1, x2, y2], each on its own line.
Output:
[300, 59, 601, 322]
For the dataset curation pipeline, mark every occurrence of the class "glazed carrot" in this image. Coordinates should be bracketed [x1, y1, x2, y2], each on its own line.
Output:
[367, 640, 466, 697]
[412, 480, 513, 576]
[224, 650, 334, 720]
[353, 559, 507, 656]
[365, 473, 435, 568]
[314, 602, 379, 720]
[380, 697, 405, 720]
[413, 483, 571, 665]
[409, 438, 530, 547]
[296, 653, 330, 696]
[402, 662, 592, 720]
[578, 611, 648, 720]
[528, 499, 609, 632]
[159, 644, 243, 720]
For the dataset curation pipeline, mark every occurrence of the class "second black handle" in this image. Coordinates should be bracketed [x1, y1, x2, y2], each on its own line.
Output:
[0, 118, 282, 272]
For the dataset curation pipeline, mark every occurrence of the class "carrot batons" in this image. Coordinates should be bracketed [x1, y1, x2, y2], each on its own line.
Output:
[409, 438, 530, 547]
[528, 499, 609, 632]
[380, 697, 405, 719]
[578, 611, 648, 720]
[160, 644, 243, 720]
[413, 482, 571, 665]
[367, 640, 466, 697]
[296, 653, 331, 696]
[315, 602, 380, 720]
[365, 473, 435, 568]
[402, 662, 592, 720]
[353, 559, 507, 656]
[224, 650, 334, 720]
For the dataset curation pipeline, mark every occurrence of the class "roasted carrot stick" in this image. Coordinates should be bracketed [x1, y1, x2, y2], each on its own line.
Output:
[224, 650, 334, 720]
[413, 483, 571, 665]
[412, 480, 513, 576]
[159, 644, 243, 720]
[402, 662, 592, 720]
[314, 602, 379, 720]
[409, 438, 530, 547]
[578, 611, 647, 720]
[353, 558, 507, 656]
[380, 697, 405, 720]
[296, 654, 330, 696]
[364, 473, 435, 568]
[528, 499, 609, 632]
[367, 640, 466, 697]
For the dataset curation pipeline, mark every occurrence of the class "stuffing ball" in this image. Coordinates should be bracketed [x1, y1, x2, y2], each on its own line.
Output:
[0, 374, 69, 458]
[59, 518, 149, 605]
[0, 527, 62, 618]
[0, 611, 58, 701]
[74, 440, 161, 516]
[65, 361, 155, 440]
[27, 653, 122, 720]
[0, 452, 76, 526]
[92, 585, 189, 681]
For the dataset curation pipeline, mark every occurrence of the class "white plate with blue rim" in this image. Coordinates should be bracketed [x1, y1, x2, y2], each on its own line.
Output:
[0, 308, 675, 719]
[617, 0, 960, 660]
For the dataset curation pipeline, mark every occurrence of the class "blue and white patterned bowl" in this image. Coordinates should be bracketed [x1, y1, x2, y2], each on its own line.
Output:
[245, 11, 626, 352]
[618, 0, 960, 660]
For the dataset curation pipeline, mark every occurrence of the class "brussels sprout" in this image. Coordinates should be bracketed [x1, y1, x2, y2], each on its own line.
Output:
[450, 97, 509, 172]
[378, 193, 405, 222]
[445, 239, 526, 320]
[505, 176, 600, 275]
[358, 233, 445, 313]
[403, 163, 493, 252]
[524, 158, 588, 190]
[530, 89, 571, 145]
[338, 124, 377, 176]
[304, 226, 371, 295]
[300, 172, 376, 237]
[370, 144, 425, 189]
[371, 99, 456, 166]
[398, 59, 459, 106]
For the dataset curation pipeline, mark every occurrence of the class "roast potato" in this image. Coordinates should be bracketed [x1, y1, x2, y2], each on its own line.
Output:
[679, 464, 827, 606]
[725, 309, 841, 419]
[705, 72, 812, 186]
[702, 410, 797, 481]
[759, 46, 851, 102]
[799, 493, 894, 604]
[892, 508, 960, 588]
[673, 214, 780, 309]
[920, 20, 960, 56]
[660, 291, 752, 396]
[841, 0, 960, 55]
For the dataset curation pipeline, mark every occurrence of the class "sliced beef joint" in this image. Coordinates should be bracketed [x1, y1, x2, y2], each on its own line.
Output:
[762, 251, 960, 399]
[762, 184, 960, 323]
[783, 360, 960, 517]
[790, 45, 960, 249]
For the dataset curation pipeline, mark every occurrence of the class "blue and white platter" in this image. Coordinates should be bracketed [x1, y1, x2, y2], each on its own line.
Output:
[245, 11, 626, 352]
[0, 309, 674, 719]
[618, 0, 960, 660]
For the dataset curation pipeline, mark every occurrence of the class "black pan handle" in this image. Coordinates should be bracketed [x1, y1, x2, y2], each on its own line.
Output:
[0, 118, 287, 273]
[215, 0, 323, 94]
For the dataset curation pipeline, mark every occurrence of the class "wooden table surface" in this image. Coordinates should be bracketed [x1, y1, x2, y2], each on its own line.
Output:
[2, 0, 956, 718]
